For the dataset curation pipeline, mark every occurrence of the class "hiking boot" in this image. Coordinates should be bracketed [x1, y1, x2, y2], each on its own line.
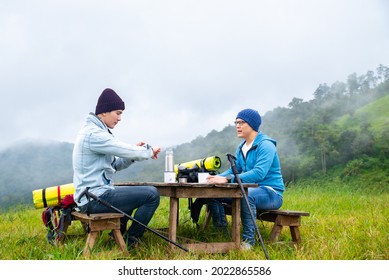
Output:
[125, 236, 140, 250]
[240, 241, 253, 251]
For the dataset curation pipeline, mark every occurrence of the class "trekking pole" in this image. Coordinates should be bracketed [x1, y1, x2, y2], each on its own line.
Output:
[78, 189, 188, 252]
[226, 154, 269, 259]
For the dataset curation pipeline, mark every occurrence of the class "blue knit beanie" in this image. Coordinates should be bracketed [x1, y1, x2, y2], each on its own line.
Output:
[236, 108, 261, 132]
[95, 88, 125, 115]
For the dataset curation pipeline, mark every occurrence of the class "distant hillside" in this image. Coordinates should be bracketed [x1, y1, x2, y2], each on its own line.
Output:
[0, 141, 73, 209]
[337, 94, 389, 134]
[1, 66, 389, 210]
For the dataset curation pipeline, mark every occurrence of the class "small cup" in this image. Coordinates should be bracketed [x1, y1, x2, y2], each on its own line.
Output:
[197, 172, 210, 183]
[179, 177, 187, 183]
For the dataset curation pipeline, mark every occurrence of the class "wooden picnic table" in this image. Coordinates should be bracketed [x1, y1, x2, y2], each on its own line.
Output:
[116, 182, 257, 253]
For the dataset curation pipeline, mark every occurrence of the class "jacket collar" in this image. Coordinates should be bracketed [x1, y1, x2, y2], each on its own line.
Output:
[238, 131, 276, 150]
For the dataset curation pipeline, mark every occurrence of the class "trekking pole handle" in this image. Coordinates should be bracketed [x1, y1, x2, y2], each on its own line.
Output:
[226, 154, 238, 174]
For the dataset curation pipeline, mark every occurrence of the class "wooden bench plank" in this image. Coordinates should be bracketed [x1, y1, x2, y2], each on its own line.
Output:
[72, 212, 124, 221]
[262, 209, 310, 217]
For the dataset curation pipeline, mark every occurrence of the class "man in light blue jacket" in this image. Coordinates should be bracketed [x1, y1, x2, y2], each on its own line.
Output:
[206, 108, 284, 250]
[73, 88, 161, 249]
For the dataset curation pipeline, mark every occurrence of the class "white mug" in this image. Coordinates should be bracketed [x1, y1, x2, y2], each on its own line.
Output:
[164, 172, 176, 183]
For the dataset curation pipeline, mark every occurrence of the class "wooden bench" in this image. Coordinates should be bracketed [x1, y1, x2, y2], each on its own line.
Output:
[205, 205, 310, 244]
[255, 209, 310, 244]
[70, 212, 128, 257]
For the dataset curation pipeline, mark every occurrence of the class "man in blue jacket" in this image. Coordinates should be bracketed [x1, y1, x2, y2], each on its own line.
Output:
[206, 108, 284, 250]
[73, 88, 161, 249]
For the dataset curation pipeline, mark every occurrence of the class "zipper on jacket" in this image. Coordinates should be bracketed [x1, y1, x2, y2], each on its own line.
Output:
[240, 144, 257, 172]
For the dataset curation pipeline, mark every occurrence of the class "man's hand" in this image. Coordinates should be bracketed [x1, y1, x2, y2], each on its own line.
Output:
[206, 175, 228, 184]
[152, 146, 161, 159]
[136, 142, 160, 159]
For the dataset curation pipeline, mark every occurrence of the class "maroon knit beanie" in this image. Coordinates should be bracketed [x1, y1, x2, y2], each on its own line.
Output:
[95, 88, 125, 115]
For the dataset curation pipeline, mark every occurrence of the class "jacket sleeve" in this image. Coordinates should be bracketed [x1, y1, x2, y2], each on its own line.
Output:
[88, 130, 153, 161]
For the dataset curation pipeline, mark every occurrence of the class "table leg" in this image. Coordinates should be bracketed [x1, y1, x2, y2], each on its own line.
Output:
[169, 197, 178, 248]
[177, 198, 180, 227]
[231, 198, 241, 249]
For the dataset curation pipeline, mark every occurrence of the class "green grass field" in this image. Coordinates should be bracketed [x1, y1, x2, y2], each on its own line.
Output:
[0, 176, 387, 260]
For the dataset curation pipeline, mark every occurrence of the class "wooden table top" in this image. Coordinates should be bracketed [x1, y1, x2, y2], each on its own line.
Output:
[114, 182, 258, 198]
[115, 181, 258, 188]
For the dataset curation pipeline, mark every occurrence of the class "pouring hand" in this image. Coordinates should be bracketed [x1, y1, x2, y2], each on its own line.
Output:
[151, 146, 161, 159]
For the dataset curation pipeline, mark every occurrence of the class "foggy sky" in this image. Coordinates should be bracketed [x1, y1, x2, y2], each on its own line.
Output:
[1, 0, 388, 150]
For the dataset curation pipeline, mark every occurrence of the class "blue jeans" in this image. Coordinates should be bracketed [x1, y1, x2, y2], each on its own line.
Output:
[79, 185, 160, 243]
[207, 186, 283, 245]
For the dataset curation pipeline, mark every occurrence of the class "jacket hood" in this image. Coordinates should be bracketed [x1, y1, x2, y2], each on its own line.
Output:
[87, 112, 108, 130]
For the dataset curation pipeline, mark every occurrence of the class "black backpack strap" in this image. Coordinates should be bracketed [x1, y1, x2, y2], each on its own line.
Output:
[42, 188, 48, 208]
[57, 206, 74, 242]
[42, 206, 59, 244]
[190, 198, 207, 224]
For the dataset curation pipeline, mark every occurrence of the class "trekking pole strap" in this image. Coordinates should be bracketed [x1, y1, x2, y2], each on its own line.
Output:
[78, 188, 92, 216]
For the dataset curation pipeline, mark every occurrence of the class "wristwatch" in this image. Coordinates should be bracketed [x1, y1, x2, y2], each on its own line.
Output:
[226, 174, 232, 183]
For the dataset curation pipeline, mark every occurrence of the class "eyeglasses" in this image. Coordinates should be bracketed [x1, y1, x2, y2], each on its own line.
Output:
[234, 120, 246, 126]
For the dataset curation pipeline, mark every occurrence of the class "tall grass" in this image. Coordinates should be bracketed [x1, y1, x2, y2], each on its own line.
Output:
[0, 176, 387, 260]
